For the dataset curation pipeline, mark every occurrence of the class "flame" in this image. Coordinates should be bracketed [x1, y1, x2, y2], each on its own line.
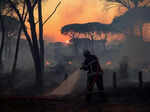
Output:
[106, 61, 112, 65]
[45, 60, 51, 66]
[68, 61, 72, 65]
[40, 0, 123, 42]
[65, 40, 70, 44]
[63, 39, 71, 46]
[24, 0, 150, 43]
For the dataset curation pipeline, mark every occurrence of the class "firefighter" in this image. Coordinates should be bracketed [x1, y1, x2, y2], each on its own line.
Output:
[80, 50, 104, 101]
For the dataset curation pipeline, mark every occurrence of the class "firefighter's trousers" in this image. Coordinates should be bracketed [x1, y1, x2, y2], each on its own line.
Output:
[86, 73, 104, 101]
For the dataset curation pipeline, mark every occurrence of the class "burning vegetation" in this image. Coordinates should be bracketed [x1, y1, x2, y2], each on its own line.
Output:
[106, 61, 112, 66]
[64, 39, 71, 46]
[68, 61, 72, 65]
[45, 60, 51, 66]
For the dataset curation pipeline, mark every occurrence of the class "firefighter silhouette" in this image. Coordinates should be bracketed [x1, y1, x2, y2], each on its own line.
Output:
[80, 50, 104, 101]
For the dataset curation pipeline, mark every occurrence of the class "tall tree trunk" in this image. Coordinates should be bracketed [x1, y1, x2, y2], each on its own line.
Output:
[33, 50, 43, 86]
[9, 0, 43, 86]
[9, 25, 22, 88]
[11, 0, 26, 74]
[26, 1, 43, 86]
[0, 13, 5, 70]
[38, 0, 44, 75]
[11, 25, 22, 74]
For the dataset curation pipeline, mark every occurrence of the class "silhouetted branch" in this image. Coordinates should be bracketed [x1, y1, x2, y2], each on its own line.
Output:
[105, 3, 124, 11]
[8, 0, 33, 51]
[21, 0, 26, 18]
[11, 0, 28, 74]
[32, 0, 38, 8]
[105, 0, 130, 9]
[35, 1, 61, 25]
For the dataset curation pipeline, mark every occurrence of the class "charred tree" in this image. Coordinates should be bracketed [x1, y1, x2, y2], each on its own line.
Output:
[0, 13, 5, 70]
[8, 0, 61, 87]
[11, 1, 26, 74]
[11, 25, 22, 74]
[38, 0, 44, 75]
[26, 0, 43, 86]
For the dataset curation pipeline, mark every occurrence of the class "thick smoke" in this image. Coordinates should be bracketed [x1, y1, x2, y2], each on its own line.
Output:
[119, 36, 150, 69]
[43, 0, 122, 42]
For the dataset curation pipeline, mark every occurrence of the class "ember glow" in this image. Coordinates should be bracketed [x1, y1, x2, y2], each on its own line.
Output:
[65, 39, 71, 45]
[28, 0, 126, 42]
[106, 61, 112, 66]
[25, 0, 150, 42]
[45, 61, 51, 66]
[68, 61, 72, 65]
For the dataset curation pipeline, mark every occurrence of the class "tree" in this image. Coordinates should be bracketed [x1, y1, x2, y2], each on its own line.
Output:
[110, 7, 150, 39]
[0, 0, 21, 72]
[104, 0, 147, 9]
[0, 17, 20, 73]
[0, 15, 5, 69]
[11, 0, 27, 74]
[61, 22, 112, 53]
[38, 0, 44, 75]
[104, 0, 150, 39]
[7, 0, 61, 87]
[7, 0, 43, 86]
[0, 0, 7, 69]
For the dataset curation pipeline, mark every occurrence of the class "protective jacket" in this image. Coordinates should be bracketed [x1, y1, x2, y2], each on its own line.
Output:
[81, 54, 103, 75]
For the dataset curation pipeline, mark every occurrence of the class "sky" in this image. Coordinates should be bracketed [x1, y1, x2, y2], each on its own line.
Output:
[26, 0, 150, 43]
[38, 0, 125, 42]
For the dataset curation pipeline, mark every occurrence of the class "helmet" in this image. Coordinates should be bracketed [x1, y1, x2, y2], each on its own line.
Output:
[83, 50, 90, 57]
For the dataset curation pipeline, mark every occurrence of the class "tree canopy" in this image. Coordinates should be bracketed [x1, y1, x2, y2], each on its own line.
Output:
[0, 15, 19, 32]
[61, 22, 112, 36]
[105, 0, 148, 9]
[111, 7, 150, 33]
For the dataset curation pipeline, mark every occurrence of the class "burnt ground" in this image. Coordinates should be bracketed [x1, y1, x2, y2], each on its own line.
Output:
[1, 85, 150, 112]
[1, 70, 150, 112]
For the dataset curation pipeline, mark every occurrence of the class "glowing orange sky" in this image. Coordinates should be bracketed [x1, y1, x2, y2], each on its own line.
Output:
[39, 0, 123, 42]
[31, 0, 149, 42]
